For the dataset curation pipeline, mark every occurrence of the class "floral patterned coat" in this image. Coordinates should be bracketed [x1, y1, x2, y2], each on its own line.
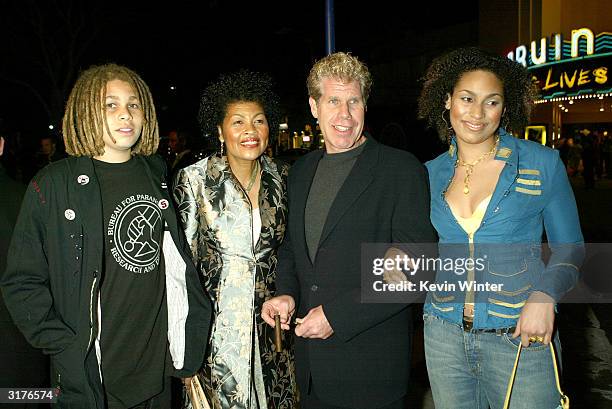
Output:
[173, 154, 297, 409]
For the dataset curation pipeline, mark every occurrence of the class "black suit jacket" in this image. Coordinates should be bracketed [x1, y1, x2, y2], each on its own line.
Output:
[0, 164, 49, 388]
[276, 138, 437, 408]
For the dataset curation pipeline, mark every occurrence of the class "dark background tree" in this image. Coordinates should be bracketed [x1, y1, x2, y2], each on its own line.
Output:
[0, 0, 106, 131]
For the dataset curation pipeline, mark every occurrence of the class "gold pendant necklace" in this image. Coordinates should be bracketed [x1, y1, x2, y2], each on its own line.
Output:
[244, 160, 260, 193]
[456, 135, 499, 195]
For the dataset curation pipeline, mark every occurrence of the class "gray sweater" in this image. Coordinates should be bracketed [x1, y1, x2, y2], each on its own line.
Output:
[305, 141, 366, 262]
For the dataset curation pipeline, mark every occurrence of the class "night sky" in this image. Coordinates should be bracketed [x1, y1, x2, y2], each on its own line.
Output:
[0, 0, 478, 146]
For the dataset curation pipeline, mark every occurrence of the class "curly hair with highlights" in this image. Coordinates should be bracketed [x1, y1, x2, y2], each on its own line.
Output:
[198, 69, 281, 143]
[417, 47, 537, 142]
[307, 52, 372, 104]
[62, 63, 159, 157]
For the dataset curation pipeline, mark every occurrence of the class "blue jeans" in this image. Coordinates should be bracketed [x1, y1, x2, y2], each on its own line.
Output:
[423, 313, 563, 409]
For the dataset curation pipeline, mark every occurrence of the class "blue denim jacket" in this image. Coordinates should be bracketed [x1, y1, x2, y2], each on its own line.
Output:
[424, 129, 584, 329]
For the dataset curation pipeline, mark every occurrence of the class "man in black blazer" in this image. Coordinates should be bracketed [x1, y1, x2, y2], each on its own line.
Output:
[0, 136, 51, 404]
[262, 52, 437, 408]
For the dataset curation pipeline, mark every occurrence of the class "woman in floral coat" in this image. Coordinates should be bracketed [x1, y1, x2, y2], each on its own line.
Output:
[173, 70, 297, 409]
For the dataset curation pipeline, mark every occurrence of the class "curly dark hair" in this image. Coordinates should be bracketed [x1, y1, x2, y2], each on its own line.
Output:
[418, 47, 537, 142]
[198, 69, 281, 144]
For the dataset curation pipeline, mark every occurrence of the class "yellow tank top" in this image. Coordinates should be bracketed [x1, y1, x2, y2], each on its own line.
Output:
[449, 194, 492, 235]
[448, 194, 492, 316]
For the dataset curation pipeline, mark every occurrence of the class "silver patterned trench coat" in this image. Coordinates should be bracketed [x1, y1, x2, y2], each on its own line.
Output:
[173, 154, 297, 409]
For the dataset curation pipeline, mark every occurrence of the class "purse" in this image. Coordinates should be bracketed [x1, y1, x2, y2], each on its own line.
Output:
[186, 374, 212, 409]
[503, 342, 569, 409]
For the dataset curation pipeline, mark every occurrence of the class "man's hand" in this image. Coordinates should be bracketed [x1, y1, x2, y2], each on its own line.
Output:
[294, 305, 334, 339]
[512, 291, 555, 347]
[182, 376, 193, 392]
[382, 247, 411, 284]
[262, 295, 295, 330]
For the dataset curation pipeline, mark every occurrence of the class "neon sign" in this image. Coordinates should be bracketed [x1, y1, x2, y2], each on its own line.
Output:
[508, 27, 612, 68]
[508, 27, 612, 100]
[540, 66, 607, 91]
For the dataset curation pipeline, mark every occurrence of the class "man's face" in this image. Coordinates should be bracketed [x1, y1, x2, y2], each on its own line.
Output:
[168, 131, 181, 153]
[309, 77, 366, 154]
[40, 138, 54, 155]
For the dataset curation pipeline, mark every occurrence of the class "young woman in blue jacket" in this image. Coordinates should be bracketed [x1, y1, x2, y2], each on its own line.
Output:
[417, 47, 583, 408]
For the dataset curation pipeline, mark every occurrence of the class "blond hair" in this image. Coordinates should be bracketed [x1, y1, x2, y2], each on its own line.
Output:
[306, 52, 373, 104]
[62, 63, 159, 157]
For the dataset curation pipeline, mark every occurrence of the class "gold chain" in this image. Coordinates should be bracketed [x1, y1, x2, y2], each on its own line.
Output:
[456, 135, 500, 195]
[244, 160, 260, 193]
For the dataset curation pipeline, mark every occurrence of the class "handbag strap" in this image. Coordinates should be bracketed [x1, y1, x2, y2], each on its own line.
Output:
[502, 342, 569, 409]
[502, 343, 522, 409]
[550, 343, 570, 409]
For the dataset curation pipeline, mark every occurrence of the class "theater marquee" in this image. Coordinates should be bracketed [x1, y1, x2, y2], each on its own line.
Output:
[508, 27, 612, 101]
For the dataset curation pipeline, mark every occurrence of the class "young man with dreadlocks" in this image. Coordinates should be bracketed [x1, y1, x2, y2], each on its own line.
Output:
[1, 64, 211, 409]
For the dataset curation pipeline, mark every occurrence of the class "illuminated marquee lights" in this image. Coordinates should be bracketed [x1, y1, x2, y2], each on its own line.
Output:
[533, 92, 612, 104]
[507, 27, 612, 103]
[508, 28, 612, 68]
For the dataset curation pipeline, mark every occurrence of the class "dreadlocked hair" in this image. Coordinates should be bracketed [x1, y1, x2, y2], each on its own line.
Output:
[307, 52, 372, 104]
[198, 69, 281, 143]
[62, 63, 159, 157]
[417, 47, 537, 142]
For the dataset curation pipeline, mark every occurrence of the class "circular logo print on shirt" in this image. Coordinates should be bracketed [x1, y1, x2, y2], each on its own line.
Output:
[107, 195, 162, 274]
[158, 199, 169, 210]
[64, 209, 76, 220]
[77, 174, 90, 185]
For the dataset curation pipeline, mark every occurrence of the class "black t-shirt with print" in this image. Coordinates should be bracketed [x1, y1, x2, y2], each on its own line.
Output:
[93, 157, 168, 407]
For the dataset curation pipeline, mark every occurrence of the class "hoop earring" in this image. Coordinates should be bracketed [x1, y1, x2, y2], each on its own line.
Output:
[441, 109, 453, 138]
[501, 115, 510, 131]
